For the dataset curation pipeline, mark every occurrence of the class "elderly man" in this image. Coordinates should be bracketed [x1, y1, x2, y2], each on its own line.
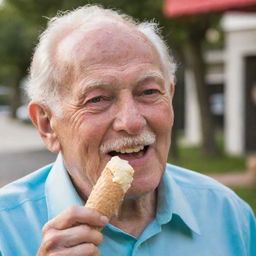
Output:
[0, 5, 255, 256]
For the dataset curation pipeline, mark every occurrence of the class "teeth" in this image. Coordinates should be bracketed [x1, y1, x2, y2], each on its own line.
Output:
[118, 146, 144, 154]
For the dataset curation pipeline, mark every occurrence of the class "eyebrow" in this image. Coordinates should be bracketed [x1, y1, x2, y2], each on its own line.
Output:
[74, 78, 110, 102]
[79, 78, 112, 90]
[135, 71, 165, 86]
[77, 78, 113, 96]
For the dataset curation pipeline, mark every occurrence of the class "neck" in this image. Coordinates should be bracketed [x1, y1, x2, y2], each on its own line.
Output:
[110, 190, 157, 237]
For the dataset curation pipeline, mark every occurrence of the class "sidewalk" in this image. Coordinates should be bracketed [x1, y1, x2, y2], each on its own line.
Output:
[0, 111, 56, 187]
[0, 111, 44, 153]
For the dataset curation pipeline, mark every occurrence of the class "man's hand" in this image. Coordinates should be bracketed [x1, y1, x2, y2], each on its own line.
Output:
[37, 206, 109, 256]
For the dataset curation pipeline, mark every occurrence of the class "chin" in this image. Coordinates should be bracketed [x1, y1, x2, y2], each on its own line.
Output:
[126, 178, 160, 199]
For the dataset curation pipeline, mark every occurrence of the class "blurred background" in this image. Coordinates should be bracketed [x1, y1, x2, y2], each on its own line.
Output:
[0, 0, 255, 212]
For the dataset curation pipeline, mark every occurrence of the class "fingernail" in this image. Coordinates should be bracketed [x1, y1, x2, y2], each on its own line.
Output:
[100, 216, 109, 225]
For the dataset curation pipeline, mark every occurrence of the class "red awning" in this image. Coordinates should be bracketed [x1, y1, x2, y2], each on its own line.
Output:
[164, 0, 256, 17]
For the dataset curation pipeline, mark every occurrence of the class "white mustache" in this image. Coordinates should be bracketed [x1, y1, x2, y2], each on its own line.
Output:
[100, 131, 156, 154]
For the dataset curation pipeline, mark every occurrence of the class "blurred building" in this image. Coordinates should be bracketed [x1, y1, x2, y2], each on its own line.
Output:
[185, 12, 256, 156]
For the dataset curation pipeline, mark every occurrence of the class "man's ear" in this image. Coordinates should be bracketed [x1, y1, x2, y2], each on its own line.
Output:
[169, 82, 175, 98]
[28, 102, 60, 153]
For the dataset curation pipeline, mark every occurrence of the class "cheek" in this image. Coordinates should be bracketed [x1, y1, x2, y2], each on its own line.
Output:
[80, 114, 112, 145]
[78, 115, 112, 174]
[143, 102, 173, 133]
[143, 103, 173, 162]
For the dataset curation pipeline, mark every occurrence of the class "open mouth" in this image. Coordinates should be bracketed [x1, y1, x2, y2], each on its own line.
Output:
[108, 145, 149, 159]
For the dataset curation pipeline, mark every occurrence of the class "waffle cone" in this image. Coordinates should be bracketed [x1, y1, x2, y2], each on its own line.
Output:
[85, 167, 125, 221]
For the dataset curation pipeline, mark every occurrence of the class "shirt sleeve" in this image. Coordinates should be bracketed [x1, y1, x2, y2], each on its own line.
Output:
[239, 199, 256, 256]
[248, 207, 256, 256]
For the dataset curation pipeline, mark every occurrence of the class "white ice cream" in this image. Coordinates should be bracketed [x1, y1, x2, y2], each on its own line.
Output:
[106, 156, 134, 192]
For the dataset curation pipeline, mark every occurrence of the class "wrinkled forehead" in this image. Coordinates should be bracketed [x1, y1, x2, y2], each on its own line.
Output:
[54, 20, 162, 75]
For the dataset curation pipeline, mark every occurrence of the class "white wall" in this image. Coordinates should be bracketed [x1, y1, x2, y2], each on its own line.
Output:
[222, 13, 256, 155]
[184, 70, 202, 145]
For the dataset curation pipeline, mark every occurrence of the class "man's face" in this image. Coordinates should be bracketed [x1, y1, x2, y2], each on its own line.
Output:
[51, 23, 174, 198]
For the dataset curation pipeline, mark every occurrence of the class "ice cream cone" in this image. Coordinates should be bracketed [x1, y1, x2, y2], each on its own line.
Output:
[85, 156, 134, 230]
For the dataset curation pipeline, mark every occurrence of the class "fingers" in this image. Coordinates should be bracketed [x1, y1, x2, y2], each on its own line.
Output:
[38, 243, 100, 256]
[43, 206, 109, 231]
[66, 225, 103, 247]
[53, 243, 101, 256]
[38, 206, 108, 255]
[43, 225, 103, 249]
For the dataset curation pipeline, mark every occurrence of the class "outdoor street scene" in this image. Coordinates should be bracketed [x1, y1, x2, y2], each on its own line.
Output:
[0, 0, 256, 255]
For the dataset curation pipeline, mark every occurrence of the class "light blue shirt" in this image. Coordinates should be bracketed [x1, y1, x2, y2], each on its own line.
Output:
[0, 154, 255, 255]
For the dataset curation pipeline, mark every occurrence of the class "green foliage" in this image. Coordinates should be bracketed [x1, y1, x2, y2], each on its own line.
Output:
[168, 144, 246, 174]
[6, 0, 65, 26]
[168, 132, 246, 173]
[0, 94, 9, 105]
[232, 187, 256, 214]
[0, 6, 34, 83]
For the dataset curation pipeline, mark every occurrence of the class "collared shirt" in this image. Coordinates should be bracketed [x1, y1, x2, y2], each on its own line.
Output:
[0, 154, 255, 255]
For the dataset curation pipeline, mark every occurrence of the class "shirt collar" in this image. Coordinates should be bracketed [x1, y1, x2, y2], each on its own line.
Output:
[45, 155, 200, 234]
[45, 153, 83, 220]
[156, 166, 201, 235]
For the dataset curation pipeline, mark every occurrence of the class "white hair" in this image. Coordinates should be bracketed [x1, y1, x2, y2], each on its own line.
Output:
[26, 5, 176, 112]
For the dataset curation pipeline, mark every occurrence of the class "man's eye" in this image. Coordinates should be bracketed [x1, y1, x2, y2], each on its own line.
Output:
[85, 96, 112, 108]
[88, 96, 103, 103]
[143, 89, 159, 95]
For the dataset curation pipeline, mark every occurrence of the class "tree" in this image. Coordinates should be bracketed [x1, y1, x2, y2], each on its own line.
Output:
[0, 5, 36, 117]
[181, 15, 221, 156]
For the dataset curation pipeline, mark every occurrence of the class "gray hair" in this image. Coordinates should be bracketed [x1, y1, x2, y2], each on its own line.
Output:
[26, 5, 176, 111]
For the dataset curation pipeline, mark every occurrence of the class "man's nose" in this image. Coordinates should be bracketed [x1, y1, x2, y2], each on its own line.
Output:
[113, 95, 146, 135]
